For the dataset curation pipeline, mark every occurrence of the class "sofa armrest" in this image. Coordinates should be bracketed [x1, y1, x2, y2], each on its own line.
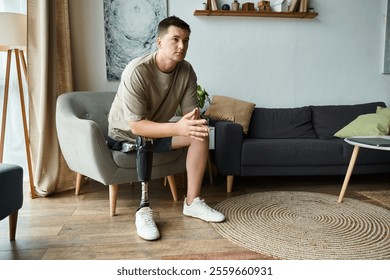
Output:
[214, 121, 243, 176]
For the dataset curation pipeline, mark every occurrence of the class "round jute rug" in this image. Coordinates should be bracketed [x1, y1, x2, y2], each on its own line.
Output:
[210, 191, 390, 260]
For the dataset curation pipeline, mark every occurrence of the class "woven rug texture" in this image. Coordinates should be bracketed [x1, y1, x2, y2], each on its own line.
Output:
[211, 191, 390, 260]
[358, 190, 390, 209]
[161, 251, 277, 260]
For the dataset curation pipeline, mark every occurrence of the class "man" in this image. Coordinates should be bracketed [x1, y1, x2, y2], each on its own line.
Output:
[107, 16, 225, 241]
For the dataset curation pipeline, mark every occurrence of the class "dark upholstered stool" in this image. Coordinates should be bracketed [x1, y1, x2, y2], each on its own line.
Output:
[0, 164, 23, 241]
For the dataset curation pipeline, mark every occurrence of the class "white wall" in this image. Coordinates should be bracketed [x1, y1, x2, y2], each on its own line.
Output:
[69, 0, 390, 108]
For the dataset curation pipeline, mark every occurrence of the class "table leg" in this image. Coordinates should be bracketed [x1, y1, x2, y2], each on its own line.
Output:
[338, 145, 360, 203]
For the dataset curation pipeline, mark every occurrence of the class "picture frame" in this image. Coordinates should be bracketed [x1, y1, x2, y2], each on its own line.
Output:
[103, 0, 167, 80]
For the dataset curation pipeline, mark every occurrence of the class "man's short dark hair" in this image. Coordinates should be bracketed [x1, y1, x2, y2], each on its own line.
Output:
[158, 16, 191, 37]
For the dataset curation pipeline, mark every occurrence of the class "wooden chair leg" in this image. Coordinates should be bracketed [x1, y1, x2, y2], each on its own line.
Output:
[167, 175, 178, 201]
[9, 210, 18, 241]
[75, 173, 84, 195]
[109, 184, 118, 216]
[227, 175, 234, 193]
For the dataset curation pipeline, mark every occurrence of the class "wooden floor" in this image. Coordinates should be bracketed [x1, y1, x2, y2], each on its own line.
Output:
[1, 172, 389, 260]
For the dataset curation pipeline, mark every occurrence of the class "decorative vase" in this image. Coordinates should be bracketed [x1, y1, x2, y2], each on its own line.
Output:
[231, 0, 240, 11]
[222, 4, 230, 10]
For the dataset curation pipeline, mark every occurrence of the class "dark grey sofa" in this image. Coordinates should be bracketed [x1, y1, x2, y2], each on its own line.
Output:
[212, 101, 390, 192]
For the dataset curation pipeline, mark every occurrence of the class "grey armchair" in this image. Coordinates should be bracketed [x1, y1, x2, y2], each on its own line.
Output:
[56, 91, 187, 216]
[0, 163, 23, 241]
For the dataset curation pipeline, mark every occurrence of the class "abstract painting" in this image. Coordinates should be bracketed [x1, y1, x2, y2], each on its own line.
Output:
[103, 0, 167, 80]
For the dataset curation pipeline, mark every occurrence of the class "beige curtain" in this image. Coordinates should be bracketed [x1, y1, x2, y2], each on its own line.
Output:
[28, 0, 75, 196]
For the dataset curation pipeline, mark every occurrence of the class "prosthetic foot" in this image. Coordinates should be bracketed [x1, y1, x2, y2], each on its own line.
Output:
[136, 136, 154, 209]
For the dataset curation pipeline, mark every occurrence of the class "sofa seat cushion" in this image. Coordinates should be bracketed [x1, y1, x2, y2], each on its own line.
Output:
[341, 141, 390, 165]
[111, 148, 186, 168]
[248, 106, 317, 139]
[311, 102, 386, 140]
[241, 139, 345, 166]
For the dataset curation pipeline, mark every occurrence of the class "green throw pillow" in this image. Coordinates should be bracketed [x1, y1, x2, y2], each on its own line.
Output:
[334, 113, 390, 138]
[376, 106, 390, 118]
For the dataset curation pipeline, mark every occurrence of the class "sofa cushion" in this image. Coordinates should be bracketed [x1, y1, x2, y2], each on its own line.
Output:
[205, 95, 255, 134]
[311, 102, 386, 140]
[241, 139, 344, 166]
[341, 140, 390, 165]
[248, 107, 317, 139]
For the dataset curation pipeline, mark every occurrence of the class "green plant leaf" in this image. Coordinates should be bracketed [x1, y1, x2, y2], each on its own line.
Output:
[197, 84, 210, 109]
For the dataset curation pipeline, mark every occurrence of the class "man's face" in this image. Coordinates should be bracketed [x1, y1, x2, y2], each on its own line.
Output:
[157, 26, 190, 63]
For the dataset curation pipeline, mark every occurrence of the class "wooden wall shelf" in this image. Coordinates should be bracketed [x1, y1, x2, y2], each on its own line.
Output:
[193, 10, 318, 19]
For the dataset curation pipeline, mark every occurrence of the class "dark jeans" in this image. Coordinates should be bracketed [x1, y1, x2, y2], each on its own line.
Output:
[107, 136, 172, 153]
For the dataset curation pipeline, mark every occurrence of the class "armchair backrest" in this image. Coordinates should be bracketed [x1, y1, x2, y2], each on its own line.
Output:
[59, 91, 115, 139]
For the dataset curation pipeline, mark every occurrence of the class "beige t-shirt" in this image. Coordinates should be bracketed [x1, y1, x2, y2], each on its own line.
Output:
[108, 52, 198, 142]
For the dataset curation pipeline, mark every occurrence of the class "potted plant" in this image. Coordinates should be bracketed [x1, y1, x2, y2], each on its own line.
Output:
[197, 84, 211, 118]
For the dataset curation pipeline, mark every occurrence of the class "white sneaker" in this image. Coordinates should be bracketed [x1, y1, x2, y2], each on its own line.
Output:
[135, 207, 160, 241]
[183, 197, 225, 222]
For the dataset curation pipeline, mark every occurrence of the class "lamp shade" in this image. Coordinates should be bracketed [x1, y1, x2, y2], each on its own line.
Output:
[0, 12, 27, 49]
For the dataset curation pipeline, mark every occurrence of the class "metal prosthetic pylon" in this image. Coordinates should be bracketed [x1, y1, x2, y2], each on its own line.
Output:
[136, 136, 154, 209]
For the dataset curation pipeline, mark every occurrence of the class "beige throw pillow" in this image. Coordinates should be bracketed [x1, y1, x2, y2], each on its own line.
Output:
[205, 95, 256, 134]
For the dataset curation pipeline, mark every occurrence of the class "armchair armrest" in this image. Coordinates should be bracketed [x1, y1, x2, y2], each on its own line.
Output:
[56, 96, 118, 184]
[214, 121, 243, 176]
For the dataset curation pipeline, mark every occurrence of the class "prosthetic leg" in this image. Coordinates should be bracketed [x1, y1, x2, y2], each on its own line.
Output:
[135, 136, 160, 240]
[136, 136, 154, 209]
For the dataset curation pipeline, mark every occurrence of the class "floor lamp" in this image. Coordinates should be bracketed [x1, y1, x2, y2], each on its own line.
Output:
[0, 12, 36, 198]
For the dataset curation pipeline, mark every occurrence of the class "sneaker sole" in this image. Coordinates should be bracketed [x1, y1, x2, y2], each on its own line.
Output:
[183, 212, 225, 223]
[137, 231, 160, 241]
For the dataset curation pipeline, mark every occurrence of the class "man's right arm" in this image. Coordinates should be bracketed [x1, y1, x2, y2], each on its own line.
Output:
[129, 108, 209, 141]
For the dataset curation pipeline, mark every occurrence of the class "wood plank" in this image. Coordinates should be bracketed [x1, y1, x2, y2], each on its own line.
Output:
[193, 10, 318, 18]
